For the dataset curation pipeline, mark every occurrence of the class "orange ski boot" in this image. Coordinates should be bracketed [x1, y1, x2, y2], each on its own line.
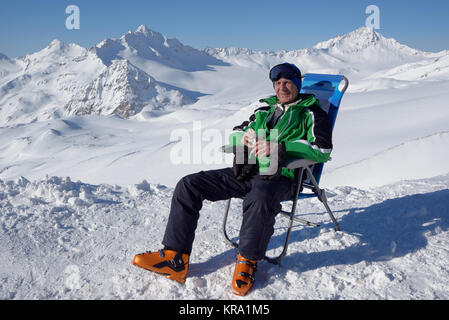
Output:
[132, 249, 189, 284]
[232, 253, 257, 296]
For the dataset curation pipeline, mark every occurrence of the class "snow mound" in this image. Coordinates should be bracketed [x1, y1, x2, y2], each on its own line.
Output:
[2, 175, 170, 207]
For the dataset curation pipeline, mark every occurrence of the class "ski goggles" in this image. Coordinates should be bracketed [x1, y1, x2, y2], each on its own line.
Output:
[269, 63, 302, 82]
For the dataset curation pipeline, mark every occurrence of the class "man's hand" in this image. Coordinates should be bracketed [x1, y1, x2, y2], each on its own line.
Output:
[250, 140, 272, 158]
[259, 142, 287, 180]
[242, 129, 256, 148]
[242, 129, 272, 158]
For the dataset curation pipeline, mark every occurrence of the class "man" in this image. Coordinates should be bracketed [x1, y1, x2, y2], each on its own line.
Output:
[132, 63, 333, 296]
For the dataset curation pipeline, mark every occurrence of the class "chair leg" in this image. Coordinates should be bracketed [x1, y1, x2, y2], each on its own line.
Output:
[304, 166, 341, 231]
[223, 195, 296, 265]
[264, 202, 295, 265]
[222, 167, 340, 266]
[264, 168, 305, 265]
[222, 198, 238, 248]
[318, 189, 341, 231]
[279, 211, 320, 227]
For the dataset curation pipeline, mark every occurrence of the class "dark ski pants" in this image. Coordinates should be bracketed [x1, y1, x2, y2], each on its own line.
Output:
[162, 167, 293, 260]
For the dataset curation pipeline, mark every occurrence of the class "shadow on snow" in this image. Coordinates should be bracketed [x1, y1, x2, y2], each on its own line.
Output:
[278, 189, 449, 272]
[190, 189, 449, 282]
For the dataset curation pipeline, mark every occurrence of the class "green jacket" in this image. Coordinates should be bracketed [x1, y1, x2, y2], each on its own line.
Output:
[229, 94, 333, 180]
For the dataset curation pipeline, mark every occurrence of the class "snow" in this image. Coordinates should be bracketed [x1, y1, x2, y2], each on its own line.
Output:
[0, 26, 449, 299]
[1, 174, 448, 299]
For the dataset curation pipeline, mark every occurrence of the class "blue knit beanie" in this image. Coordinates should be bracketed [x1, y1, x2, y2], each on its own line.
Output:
[269, 63, 302, 91]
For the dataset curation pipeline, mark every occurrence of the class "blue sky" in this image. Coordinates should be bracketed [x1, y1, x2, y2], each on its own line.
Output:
[1, 0, 448, 58]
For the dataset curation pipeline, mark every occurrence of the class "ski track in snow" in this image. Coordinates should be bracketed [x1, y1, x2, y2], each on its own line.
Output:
[0, 174, 448, 300]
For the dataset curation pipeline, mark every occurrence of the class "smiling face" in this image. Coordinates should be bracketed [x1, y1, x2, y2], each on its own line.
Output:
[274, 78, 299, 104]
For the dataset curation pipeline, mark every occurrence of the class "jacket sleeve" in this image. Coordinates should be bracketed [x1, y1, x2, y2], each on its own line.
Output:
[283, 104, 333, 163]
[232, 105, 270, 132]
[228, 121, 252, 147]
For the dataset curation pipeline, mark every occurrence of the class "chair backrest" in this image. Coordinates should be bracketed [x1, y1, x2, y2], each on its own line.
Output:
[299, 73, 348, 190]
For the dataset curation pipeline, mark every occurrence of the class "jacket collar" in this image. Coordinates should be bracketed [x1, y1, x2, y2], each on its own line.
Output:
[260, 94, 316, 110]
[276, 98, 302, 110]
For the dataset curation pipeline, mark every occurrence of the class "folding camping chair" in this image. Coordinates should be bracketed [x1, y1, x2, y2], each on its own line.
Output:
[222, 73, 349, 265]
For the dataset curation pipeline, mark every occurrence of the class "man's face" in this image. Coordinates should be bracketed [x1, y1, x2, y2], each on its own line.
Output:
[274, 78, 299, 104]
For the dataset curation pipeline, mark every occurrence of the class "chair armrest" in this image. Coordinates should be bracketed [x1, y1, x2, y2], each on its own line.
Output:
[221, 144, 248, 154]
[285, 158, 317, 169]
[222, 145, 318, 169]
[220, 144, 235, 153]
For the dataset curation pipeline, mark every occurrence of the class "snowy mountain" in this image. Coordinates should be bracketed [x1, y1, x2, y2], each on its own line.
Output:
[92, 25, 226, 71]
[206, 27, 449, 87]
[312, 27, 422, 55]
[0, 53, 20, 78]
[0, 40, 106, 126]
[1, 25, 448, 184]
[372, 54, 449, 81]
[0, 26, 202, 126]
[1, 26, 448, 127]
[65, 59, 191, 119]
[1, 25, 448, 183]
[1, 25, 449, 300]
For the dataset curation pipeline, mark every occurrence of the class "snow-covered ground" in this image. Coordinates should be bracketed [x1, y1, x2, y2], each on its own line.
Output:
[1, 174, 448, 299]
[1, 26, 449, 299]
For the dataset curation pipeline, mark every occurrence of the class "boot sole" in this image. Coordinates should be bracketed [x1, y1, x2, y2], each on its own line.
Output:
[232, 288, 252, 296]
[132, 261, 186, 284]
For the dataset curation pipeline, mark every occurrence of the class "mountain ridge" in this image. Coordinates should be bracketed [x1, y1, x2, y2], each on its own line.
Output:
[1, 25, 448, 126]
